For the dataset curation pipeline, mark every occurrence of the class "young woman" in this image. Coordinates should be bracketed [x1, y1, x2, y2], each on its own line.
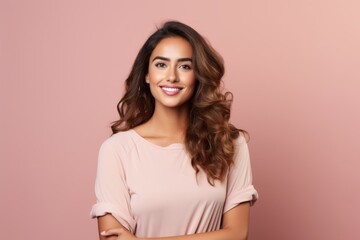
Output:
[90, 21, 258, 240]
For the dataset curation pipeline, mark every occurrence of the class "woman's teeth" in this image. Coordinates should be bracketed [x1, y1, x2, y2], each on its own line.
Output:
[162, 87, 180, 92]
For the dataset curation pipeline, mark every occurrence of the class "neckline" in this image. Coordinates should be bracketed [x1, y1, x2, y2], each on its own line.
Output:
[129, 129, 185, 150]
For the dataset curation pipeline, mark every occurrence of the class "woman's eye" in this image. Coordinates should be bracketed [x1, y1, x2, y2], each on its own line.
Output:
[179, 64, 192, 70]
[155, 62, 166, 68]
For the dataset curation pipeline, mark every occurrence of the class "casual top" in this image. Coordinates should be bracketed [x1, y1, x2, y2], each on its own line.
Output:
[90, 129, 258, 238]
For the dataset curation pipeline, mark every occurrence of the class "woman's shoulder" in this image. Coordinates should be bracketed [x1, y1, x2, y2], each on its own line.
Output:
[99, 130, 134, 152]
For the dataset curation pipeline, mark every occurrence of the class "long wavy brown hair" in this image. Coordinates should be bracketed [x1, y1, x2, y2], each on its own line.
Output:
[111, 21, 247, 185]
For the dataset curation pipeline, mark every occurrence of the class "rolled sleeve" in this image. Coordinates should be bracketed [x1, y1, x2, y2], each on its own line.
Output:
[90, 138, 136, 233]
[223, 134, 259, 213]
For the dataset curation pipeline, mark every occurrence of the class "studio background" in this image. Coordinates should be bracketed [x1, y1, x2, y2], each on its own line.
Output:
[1, 1, 359, 239]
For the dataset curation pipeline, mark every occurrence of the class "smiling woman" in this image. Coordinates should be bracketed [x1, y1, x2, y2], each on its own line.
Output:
[90, 21, 258, 240]
[146, 37, 196, 108]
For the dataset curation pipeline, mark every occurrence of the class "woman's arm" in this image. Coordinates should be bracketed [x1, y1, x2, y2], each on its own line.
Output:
[97, 214, 127, 240]
[101, 202, 251, 240]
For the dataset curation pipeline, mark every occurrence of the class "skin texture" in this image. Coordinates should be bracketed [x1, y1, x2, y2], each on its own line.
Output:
[97, 37, 251, 240]
[146, 37, 195, 110]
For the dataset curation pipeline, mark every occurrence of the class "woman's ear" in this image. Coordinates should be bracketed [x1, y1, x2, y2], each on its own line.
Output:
[145, 74, 150, 84]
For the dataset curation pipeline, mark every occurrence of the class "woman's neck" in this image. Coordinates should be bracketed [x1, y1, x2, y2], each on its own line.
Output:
[132, 103, 190, 146]
[147, 104, 189, 136]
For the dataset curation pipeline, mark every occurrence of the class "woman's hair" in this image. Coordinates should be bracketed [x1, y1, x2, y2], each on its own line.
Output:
[111, 21, 246, 185]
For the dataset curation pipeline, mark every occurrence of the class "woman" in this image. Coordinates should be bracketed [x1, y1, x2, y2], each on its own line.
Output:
[90, 21, 258, 240]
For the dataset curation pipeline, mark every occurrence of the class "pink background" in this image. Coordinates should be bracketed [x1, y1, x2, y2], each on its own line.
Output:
[1, 1, 359, 239]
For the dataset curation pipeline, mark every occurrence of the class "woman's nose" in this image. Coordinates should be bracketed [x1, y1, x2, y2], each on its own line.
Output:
[166, 66, 178, 82]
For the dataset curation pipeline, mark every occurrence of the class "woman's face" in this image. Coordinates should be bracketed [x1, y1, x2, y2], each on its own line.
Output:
[146, 37, 196, 109]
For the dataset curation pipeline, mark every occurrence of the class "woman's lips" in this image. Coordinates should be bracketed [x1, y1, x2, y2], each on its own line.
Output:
[160, 86, 183, 96]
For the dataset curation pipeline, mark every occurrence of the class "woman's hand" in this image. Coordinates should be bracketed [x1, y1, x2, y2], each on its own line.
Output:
[100, 228, 139, 240]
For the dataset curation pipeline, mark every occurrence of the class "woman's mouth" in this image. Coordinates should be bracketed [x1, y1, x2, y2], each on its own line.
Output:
[160, 86, 182, 96]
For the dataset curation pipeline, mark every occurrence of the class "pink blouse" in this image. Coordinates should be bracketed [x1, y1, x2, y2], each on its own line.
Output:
[90, 130, 258, 237]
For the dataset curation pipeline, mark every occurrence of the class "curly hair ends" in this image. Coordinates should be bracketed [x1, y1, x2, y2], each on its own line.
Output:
[187, 89, 243, 185]
[187, 49, 241, 185]
[111, 20, 246, 185]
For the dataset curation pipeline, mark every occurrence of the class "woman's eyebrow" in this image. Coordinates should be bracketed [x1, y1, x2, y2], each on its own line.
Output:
[152, 56, 192, 62]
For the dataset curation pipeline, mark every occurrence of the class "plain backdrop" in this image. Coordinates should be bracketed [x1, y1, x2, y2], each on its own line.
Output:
[1, 0, 359, 239]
